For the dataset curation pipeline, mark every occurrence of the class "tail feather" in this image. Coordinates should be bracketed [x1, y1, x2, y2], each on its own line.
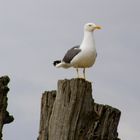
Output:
[53, 60, 71, 68]
[53, 60, 61, 66]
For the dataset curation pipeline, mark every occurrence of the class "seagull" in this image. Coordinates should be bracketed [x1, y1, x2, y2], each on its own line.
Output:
[53, 23, 101, 79]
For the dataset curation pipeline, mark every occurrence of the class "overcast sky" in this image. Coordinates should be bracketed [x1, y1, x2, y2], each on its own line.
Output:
[0, 0, 140, 140]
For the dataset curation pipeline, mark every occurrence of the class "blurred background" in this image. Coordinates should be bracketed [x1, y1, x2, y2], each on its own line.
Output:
[0, 0, 139, 139]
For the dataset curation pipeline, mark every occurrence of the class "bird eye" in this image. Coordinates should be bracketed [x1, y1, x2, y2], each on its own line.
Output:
[88, 24, 92, 27]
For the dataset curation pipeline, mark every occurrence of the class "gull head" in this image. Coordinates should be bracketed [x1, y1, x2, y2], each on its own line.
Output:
[84, 23, 101, 32]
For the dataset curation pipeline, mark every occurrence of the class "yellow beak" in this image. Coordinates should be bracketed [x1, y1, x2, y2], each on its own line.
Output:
[95, 25, 101, 29]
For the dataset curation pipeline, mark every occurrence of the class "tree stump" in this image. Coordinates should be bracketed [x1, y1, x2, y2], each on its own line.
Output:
[38, 78, 121, 140]
[0, 76, 14, 140]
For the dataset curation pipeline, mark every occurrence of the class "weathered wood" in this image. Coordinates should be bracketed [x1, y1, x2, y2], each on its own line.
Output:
[93, 104, 121, 140]
[38, 91, 56, 140]
[38, 78, 121, 140]
[0, 76, 14, 140]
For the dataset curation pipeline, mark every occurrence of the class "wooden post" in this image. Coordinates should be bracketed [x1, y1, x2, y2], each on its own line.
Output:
[0, 76, 14, 140]
[38, 78, 121, 140]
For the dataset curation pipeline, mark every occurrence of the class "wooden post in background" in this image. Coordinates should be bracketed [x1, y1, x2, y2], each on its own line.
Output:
[38, 78, 121, 140]
[0, 76, 14, 140]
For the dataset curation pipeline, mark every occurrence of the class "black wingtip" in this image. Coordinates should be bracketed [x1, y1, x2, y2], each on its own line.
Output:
[53, 60, 61, 66]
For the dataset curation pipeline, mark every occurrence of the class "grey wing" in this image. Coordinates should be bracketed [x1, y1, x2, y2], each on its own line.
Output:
[62, 45, 81, 63]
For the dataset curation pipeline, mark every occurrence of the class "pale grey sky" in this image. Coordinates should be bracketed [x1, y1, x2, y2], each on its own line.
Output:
[0, 0, 140, 140]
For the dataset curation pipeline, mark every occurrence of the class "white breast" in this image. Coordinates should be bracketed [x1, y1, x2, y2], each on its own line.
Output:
[71, 31, 97, 68]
